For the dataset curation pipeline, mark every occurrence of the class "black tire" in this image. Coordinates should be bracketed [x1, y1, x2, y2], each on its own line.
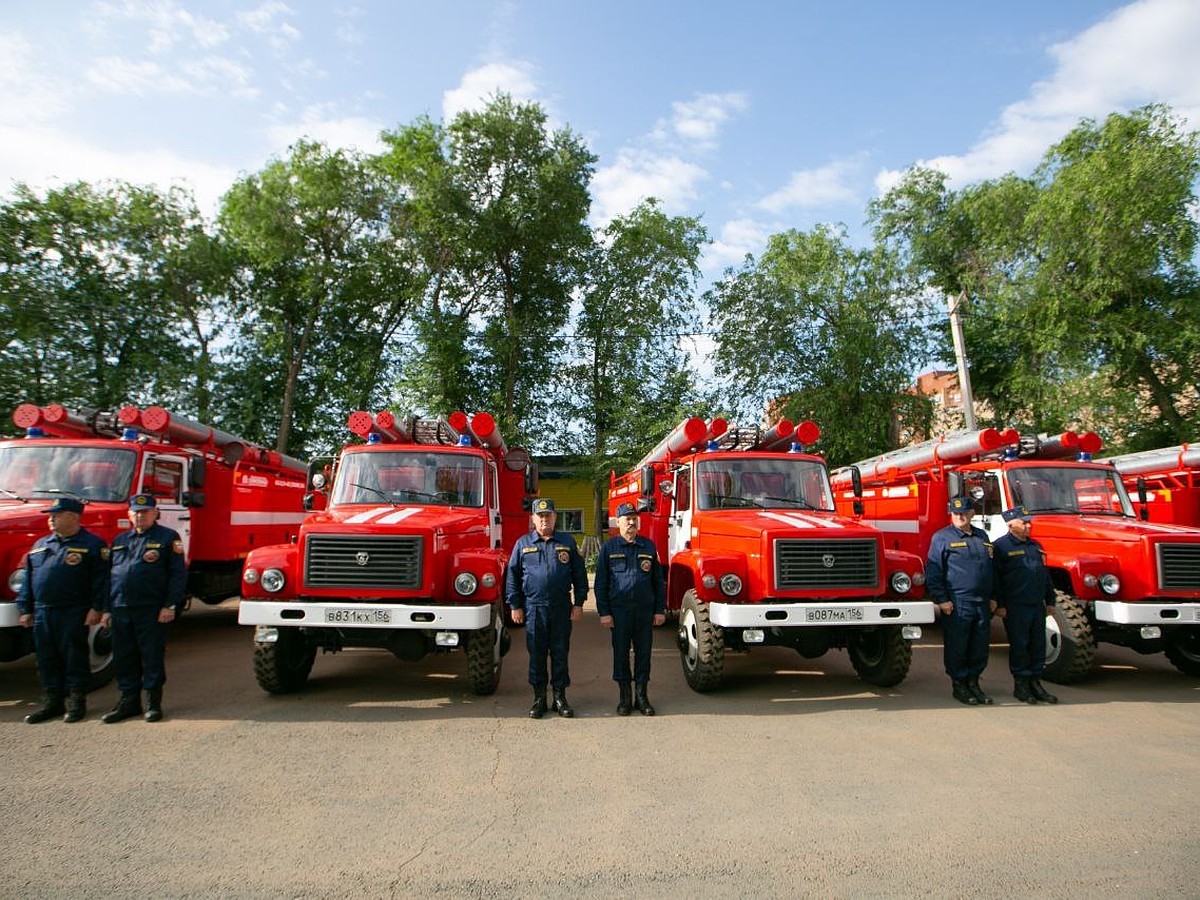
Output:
[678, 589, 724, 692]
[848, 626, 912, 687]
[253, 628, 316, 694]
[466, 607, 503, 696]
[86, 622, 114, 692]
[1043, 592, 1096, 684]
[1164, 628, 1200, 676]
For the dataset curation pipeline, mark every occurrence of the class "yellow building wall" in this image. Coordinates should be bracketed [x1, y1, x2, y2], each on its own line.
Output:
[537, 477, 598, 537]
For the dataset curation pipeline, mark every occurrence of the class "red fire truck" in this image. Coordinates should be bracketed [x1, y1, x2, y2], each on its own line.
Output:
[830, 429, 1200, 681]
[0, 403, 308, 682]
[609, 417, 932, 692]
[1102, 445, 1200, 528]
[237, 410, 534, 696]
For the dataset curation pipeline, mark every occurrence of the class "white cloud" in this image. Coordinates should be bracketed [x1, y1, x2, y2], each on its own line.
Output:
[664, 92, 748, 150]
[589, 148, 709, 226]
[442, 61, 540, 121]
[236, 1, 296, 35]
[703, 217, 772, 275]
[0, 31, 70, 123]
[92, 1, 229, 53]
[757, 157, 863, 214]
[264, 106, 386, 159]
[0, 122, 237, 217]
[876, 0, 1200, 191]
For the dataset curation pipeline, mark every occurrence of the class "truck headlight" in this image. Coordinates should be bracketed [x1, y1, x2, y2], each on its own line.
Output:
[261, 568, 286, 593]
[890, 572, 913, 594]
[454, 572, 478, 596]
[719, 574, 742, 597]
[8, 568, 24, 594]
[243, 567, 259, 585]
[1099, 574, 1120, 595]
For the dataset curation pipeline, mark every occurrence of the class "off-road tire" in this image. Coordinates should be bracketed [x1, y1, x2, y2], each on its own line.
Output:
[1043, 592, 1096, 684]
[466, 607, 503, 695]
[679, 589, 724, 692]
[848, 625, 912, 687]
[253, 628, 316, 694]
[1164, 628, 1200, 676]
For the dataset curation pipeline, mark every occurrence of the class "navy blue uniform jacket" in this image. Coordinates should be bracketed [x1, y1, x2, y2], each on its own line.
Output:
[993, 533, 1055, 608]
[109, 522, 188, 611]
[925, 524, 995, 605]
[594, 535, 665, 617]
[505, 530, 588, 610]
[18, 528, 109, 614]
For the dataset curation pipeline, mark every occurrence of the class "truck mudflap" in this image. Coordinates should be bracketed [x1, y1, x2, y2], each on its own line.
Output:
[0, 601, 20, 628]
[1093, 600, 1200, 625]
[708, 600, 935, 628]
[238, 600, 491, 630]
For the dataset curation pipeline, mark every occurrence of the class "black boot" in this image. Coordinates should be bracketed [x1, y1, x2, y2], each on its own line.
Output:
[951, 680, 979, 705]
[1029, 678, 1059, 704]
[528, 688, 547, 719]
[1013, 676, 1038, 704]
[102, 691, 144, 724]
[633, 682, 656, 716]
[24, 693, 65, 724]
[966, 675, 994, 705]
[616, 683, 632, 716]
[63, 691, 87, 723]
[552, 688, 574, 718]
[144, 688, 164, 723]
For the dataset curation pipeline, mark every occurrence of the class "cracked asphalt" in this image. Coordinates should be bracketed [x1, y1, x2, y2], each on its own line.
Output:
[2, 599, 1199, 898]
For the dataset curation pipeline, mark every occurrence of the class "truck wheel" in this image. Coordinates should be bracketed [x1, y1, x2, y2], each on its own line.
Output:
[848, 626, 911, 687]
[253, 628, 315, 694]
[1043, 592, 1096, 684]
[86, 622, 114, 691]
[679, 589, 724, 692]
[1164, 628, 1200, 676]
[466, 608, 503, 696]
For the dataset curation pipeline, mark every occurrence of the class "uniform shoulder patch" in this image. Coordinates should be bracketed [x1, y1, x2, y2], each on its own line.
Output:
[949, 541, 967, 548]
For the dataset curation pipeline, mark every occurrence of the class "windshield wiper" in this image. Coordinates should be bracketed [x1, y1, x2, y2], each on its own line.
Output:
[348, 482, 398, 507]
[1026, 505, 1079, 514]
[714, 495, 763, 509]
[0, 488, 27, 501]
[762, 495, 822, 511]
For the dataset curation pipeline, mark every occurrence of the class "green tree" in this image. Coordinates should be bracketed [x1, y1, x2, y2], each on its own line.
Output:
[565, 199, 708, 532]
[218, 140, 416, 454]
[708, 225, 933, 466]
[0, 181, 219, 420]
[376, 95, 595, 445]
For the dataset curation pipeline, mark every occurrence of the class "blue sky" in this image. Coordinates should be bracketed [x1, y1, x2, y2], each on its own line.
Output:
[2, 0, 1198, 283]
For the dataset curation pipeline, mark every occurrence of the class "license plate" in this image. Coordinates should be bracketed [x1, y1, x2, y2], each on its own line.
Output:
[804, 606, 865, 623]
[324, 608, 392, 625]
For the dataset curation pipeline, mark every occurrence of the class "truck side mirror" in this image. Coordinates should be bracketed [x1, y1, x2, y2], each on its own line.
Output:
[1137, 476, 1150, 520]
[525, 462, 539, 495]
[182, 491, 206, 508]
[849, 466, 864, 515]
[188, 459, 206, 489]
[948, 471, 964, 500]
[639, 465, 654, 496]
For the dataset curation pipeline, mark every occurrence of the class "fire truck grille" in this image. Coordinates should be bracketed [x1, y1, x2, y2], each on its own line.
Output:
[1158, 543, 1200, 590]
[775, 539, 879, 590]
[305, 535, 423, 590]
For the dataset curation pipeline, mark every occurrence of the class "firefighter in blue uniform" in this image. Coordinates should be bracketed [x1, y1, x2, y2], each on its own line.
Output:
[595, 502, 666, 716]
[926, 495, 997, 705]
[505, 498, 588, 718]
[993, 505, 1059, 704]
[17, 497, 109, 723]
[101, 494, 187, 723]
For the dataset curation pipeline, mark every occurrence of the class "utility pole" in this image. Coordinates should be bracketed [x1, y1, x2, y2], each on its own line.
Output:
[947, 290, 977, 430]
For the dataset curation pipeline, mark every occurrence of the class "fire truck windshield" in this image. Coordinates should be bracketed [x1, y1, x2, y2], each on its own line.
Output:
[331, 450, 485, 507]
[1006, 465, 1134, 517]
[0, 444, 137, 503]
[695, 457, 833, 511]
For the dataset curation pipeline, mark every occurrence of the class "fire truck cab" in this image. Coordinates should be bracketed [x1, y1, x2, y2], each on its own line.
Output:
[0, 403, 308, 683]
[610, 417, 932, 692]
[238, 411, 533, 696]
[833, 429, 1200, 682]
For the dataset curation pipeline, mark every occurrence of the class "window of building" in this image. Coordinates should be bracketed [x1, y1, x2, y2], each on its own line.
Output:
[558, 508, 584, 533]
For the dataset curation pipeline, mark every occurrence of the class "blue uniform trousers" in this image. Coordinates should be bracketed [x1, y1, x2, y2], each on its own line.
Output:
[111, 607, 169, 692]
[1003, 604, 1047, 678]
[33, 605, 91, 694]
[610, 604, 654, 684]
[525, 603, 573, 689]
[943, 598, 991, 680]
